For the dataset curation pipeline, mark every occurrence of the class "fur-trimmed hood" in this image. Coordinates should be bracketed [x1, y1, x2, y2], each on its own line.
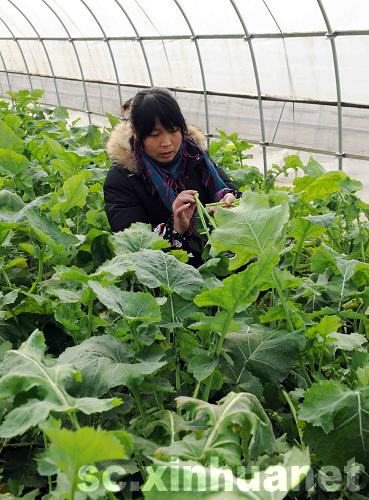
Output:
[106, 121, 207, 174]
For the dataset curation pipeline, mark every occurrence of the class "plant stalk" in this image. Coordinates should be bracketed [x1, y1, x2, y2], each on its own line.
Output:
[1, 267, 11, 287]
[131, 386, 145, 420]
[203, 310, 234, 402]
[68, 410, 80, 430]
[271, 270, 294, 332]
[281, 388, 305, 449]
[194, 193, 210, 238]
[43, 433, 53, 494]
[169, 295, 181, 394]
[318, 337, 327, 375]
[87, 291, 94, 337]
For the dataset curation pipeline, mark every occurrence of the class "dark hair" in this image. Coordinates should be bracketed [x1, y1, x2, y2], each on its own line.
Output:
[130, 87, 187, 144]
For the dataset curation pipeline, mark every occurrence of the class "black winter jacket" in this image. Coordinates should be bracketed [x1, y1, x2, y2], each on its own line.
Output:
[103, 122, 237, 261]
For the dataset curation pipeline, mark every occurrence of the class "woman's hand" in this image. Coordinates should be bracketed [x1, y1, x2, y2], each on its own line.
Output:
[172, 190, 198, 234]
[208, 192, 237, 215]
[220, 192, 236, 207]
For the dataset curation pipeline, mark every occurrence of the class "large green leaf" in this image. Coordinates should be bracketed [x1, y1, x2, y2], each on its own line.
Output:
[111, 222, 170, 253]
[133, 250, 203, 299]
[57, 335, 166, 397]
[142, 410, 187, 444]
[161, 294, 200, 322]
[209, 192, 289, 270]
[302, 157, 326, 177]
[221, 325, 306, 385]
[97, 250, 203, 300]
[39, 423, 132, 500]
[0, 120, 24, 152]
[95, 254, 133, 279]
[289, 217, 326, 253]
[194, 253, 277, 314]
[0, 330, 121, 438]
[143, 446, 310, 499]
[299, 380, 369, 468]
[302, 171, 356, 202]
[88, 281, 161, 323]
[0, 190, 50, 223]
[156, 392, 275, 466]
[188, 352, 219, 382]
[0, 148, 28, 178]
[54, 302, 108, 344]
[50, 171, 91, 222]
[26, 210, 80, 250]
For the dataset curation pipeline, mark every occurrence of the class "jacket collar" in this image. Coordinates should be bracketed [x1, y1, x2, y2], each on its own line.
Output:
[106, 121, 207, 174]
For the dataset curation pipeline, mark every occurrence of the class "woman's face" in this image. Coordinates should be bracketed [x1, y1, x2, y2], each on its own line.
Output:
[142, 120, 182, 163]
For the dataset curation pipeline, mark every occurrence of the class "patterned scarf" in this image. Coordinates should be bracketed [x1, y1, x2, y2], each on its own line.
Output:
[132, 135, 230, 212]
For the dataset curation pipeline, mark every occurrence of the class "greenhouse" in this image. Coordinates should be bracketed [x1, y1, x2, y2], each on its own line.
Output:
[0, 0, 369, 498]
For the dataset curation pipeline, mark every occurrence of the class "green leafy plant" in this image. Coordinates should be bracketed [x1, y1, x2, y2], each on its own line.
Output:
[1, 90, 369, 498]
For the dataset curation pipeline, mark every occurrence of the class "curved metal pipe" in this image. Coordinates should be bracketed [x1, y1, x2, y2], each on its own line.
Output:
[229, 0, 268, 175]
[80, 0, 122, 111]
[172, 0, 210, 148]
[7, 0, 61, 105]
[316, 0, 344, 170]
[113, 0, 154, 87]
[41, 0, 92, 123]
[0, 13, 32, 89]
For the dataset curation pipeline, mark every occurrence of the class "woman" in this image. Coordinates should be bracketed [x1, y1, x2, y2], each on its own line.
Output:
[104, 87, 238, 264]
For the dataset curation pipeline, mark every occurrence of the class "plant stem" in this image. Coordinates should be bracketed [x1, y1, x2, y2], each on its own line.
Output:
[37, 244, 45, 283]
[206, 199, 241, 208]
[1, 267, 11, 287]
[87, 291, 94, 337]
[68, 411, 80, 430]
[318, 337, 327, 375]
[192, 381, 200, 399]
[28, 244, 45, 294]
[281, 388, 305, 449]
[202, 205, 218, 230]
[357, 217, 366, 263]
[271, 270, 294, 332]
[292, 222, 311, 273]
[136, 453, 147, 482]
[130, 323, 141, 351]
[194, 193, 210, 238]
[154, 392, 164, 411]
[0, 438, 8, 457]
[299, 358, 312, 387]
[131, 386, 145, 420]
[169, 295, 181, 394]
[43, 433, 53, 494]
[203, 310, 234, 402]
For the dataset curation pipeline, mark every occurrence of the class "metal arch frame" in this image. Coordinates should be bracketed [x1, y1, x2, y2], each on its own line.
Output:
[0, 50, 12, 93]
[316, 0, 344, 171]
[0, 12, 32, 89]
[113, 0, 154, 87]
[2, 29, 369, 41]
[261, 0, 299, 165]
[79, 0, 123, 112]
[7, 0, 61, 106]
[172, 0, 210, 148]
[41, 0, 92, 123]
[229, 0, 268, 175]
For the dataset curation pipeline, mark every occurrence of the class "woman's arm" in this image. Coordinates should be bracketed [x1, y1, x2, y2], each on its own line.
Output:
[104, 168, 190, 250]
[209, 163, 241, 201]
[216, 165, 239, 193]
[103, 166, 150, 232]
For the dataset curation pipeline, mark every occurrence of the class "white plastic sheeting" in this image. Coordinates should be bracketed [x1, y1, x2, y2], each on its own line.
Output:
[1, 0, 369, 177]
